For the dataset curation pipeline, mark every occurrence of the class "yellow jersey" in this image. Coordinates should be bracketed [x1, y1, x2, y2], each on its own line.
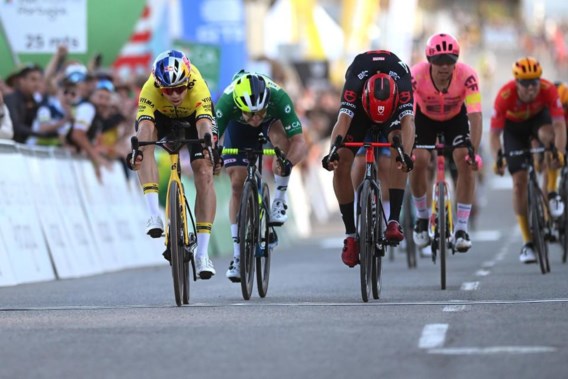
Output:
[136, 65, 213, 124]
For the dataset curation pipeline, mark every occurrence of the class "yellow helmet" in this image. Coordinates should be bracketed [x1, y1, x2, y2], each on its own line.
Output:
[556, 82, 568, 106]
[512, 57, 542, 80]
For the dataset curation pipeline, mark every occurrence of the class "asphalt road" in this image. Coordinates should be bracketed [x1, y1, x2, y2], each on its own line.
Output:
[1, 177, 567, 379]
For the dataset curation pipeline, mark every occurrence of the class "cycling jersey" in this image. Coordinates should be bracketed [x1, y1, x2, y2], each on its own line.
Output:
[411, 61, 481, 121]
[136, 64, 213, 125]
[491, 79, 564, 131]
[339, 50, 413, 122]
[214, 74, 303, 138]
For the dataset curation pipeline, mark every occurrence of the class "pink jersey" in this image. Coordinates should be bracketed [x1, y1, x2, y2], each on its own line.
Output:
[411, 61, 482, 121]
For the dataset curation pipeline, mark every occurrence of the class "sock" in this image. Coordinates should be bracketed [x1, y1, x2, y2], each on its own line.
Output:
[142, 183, 160, 217]
[388, 189, 404, 222]
[547, 169, 559, 193]
[456, 203, 472, 233]
[413, 194, 429, 219]
[196, 222, 212, 259]
[273, 174, 289, 202]
[339, 202, 356, 235]
[231, 223, 239, 259]
[517, 215, 531, 243]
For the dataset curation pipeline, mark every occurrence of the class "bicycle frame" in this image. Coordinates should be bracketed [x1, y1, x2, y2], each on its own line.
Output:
[430, 145, 454, 243]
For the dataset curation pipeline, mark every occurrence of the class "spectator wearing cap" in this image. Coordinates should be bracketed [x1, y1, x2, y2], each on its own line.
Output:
[62, 63, 111, 179]
[4, 63, 45, 143]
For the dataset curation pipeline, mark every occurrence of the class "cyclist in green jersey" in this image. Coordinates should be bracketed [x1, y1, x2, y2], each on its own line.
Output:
[214, 71, 307, 281]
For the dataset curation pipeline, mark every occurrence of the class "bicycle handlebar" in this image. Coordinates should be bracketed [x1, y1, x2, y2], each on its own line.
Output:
[221, 147, 279, 156]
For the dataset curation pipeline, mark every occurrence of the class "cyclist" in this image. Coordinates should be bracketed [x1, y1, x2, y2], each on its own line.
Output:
[322, 50, 415, 268]
[490, 57, 566, 264]
[410, 33, 483, 253]
[214, 71, 307, 281]
[127, 49, 219, 279]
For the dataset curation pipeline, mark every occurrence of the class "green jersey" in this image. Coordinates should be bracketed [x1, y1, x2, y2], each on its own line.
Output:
[214, 75, 303, 138]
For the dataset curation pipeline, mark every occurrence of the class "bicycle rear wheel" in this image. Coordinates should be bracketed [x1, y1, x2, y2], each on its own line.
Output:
[438, 183, 447, 290]
[372, 193, 384, 300]
[168, 182, 187, 306]
[528, 180, 549, 274]
[239, 180, 258, 300]
[559, 169, 568, 264]
[256, 183, 271, 298]
[358, 181, 374, 302]
[403, 189, 417, 268]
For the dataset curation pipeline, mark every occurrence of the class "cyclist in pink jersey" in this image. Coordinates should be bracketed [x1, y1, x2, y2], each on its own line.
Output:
[409, 33, 483, 253]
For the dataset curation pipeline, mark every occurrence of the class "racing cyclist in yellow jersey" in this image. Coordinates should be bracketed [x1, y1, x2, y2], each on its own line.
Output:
[127, 49, 220, 279]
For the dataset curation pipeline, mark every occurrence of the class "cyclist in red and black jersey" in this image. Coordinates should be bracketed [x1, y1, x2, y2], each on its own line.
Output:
[322, 50, 415, 268]
[490, 57, 566, 264]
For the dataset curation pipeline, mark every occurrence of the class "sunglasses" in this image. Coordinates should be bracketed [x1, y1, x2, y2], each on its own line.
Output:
[161, 85, 187, 96]
[517, 79, 539, 88]
[428, 54, 458, 66]
[242, 108, 268, 120]
[63, 89, 77, 96]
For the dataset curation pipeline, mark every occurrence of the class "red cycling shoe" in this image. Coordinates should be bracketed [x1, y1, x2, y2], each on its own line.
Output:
[385, 220, 404, 242]
[341, 236, 359, 267]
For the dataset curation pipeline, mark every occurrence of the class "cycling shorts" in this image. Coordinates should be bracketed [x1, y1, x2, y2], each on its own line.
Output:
[221, 118, 276, 167]
[414, 104, 470, 148]
[503, 108, 551, 175]
[355, 129, 391, 157]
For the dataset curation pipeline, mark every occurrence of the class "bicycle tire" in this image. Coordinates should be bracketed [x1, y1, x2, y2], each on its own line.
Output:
[438, 183, 447, 290]
[372, 189, 383, 300]
[358, 181, 374, 302]
[528, 179, 549, 274]
[256, 183, 271, 298]
[403, 189, 417, 268]
[168, 182, 186, 306]
[560, 169, 568, 264]
[239, 180, 258, 300]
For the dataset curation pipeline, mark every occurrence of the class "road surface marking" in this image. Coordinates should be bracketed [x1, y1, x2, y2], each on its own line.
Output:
[419, 324, 448, 349]
[428, 346, 556, 355]
[475, 269, 491, 276]
[461, 281, 480, 291]
[443, 305, 468, 312]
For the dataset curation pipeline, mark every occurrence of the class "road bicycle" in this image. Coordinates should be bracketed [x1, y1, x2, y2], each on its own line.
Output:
[130, 121, 214, 306]
[222, 133, 285, 300]
[401, 183, 417, 268]
[498, 147, 551, 274]
[330, 132, 407, 302]
[415, 134, 477, 289]
[557, 162, 568, 264]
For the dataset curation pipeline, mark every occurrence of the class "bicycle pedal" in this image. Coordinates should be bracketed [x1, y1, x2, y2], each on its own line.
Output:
[228, 276, 241, 283]
[148, 229, 164, 238]
[268, 221, 284, 227]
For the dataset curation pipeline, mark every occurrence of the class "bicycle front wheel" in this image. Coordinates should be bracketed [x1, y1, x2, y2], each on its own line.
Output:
[372, 193, 384, 300]
[438, 183, 447, 290]
[168, 182, 187, 306]
[239, 180, 258, 300]
[559, 169, 568, 264]
[528, 180, 549, 274]
[256, 183, 271, 298]
[403, 189, 417, 269]
[359, 181, 375, 302]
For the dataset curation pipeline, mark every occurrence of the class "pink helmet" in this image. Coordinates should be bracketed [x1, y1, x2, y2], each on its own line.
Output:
[425, 33, 460, 64]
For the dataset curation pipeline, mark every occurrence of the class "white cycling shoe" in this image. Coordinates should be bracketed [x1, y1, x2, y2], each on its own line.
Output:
[146, 216, 164, 238]
[226, 258, 241, 283]
[548, 192, 565, 219]
[270, 200, 288, 226]
[195, 256, 216, 279]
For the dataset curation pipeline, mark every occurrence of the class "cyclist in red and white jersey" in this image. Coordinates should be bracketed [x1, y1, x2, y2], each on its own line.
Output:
[410, 33, 483, 253]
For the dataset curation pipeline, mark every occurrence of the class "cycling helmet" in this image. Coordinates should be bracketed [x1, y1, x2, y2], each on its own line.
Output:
[152, 49, 191, 88]
[425, 33, 460, 63]
[556, 82, 568, 106]
[362, 73, 399, 124]
[233, 73, 271, 112]
[512, 57, 542, 80]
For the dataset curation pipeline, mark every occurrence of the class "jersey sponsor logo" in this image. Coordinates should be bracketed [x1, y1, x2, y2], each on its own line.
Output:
[224, 158, 237, 164]
[389, 71, 400, 81]
[399, 91, 412, 104]
[216, 109, 223, 118]
[372, 57, 386, 61]
[284, 105, 291, 113]
[343, 90, 357, 103]
[358, 70, 368, 80]
[138, 105, 147, 113]
[500, 88, 511, 99]
[398, 61, 410, 74]
[339, 108, 354, 118]
[284, 124, 293, 131]
[464, 75, 479, 91]
[140, 97, 154, 107]
[290, 121, 301, 129]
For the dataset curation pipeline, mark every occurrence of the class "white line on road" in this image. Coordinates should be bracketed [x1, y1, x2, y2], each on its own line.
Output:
[428, 346, 557, 355]
[470, 230, 501, 241]
[475, 269, 491, 276]
[418, 324, 448, 349]
[461, 281, 480, 291]
[443, 305, 468, 312]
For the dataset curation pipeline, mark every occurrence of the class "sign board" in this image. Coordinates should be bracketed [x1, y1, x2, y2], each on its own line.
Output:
[0, 0, 87, 53]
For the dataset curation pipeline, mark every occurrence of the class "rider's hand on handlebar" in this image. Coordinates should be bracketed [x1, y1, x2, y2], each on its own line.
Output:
[212, 145, 224, 175]
[322, 152, 339, 171]
[466, 153, 483, 171]
[126, 150, 143, 171]
[396, 152, 414, 172]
